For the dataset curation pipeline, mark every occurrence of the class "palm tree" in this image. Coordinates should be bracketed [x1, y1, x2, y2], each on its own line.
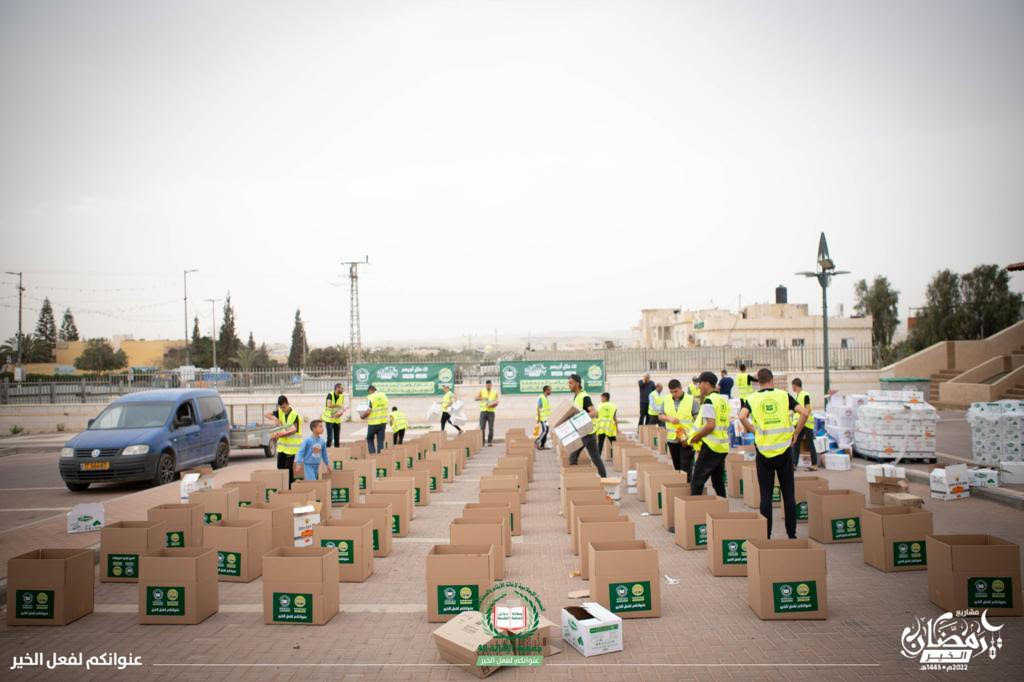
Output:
[234, 346, 259, 371]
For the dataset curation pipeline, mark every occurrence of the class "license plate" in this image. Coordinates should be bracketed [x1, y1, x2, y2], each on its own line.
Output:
[80, 461, 110, 471]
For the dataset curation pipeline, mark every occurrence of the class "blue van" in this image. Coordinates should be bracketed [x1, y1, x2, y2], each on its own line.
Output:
[59, 389, 231, 491]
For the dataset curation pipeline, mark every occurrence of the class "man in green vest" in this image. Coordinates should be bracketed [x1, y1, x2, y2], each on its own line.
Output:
[535, 385, 552, 450]
[736, 363, 756, 399]
[739, 368, 810, 539]
[362, 385, 389, 454]
[686, 372, 731, 496]
[321, 382, 346, 448]
[595, 392, 618, 460]
[567, 373, 606, 477]
[790, 377, 818, 471]
[266, 394, 302, 485]
[477, 380, 499, 447]
[658, 379, 699, 478]
[389, 406, 408, 445]
[646, 383, 665, 427]
[440, 385, 463, 435]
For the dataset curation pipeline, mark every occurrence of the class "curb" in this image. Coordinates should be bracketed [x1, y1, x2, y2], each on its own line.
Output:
[849, 460, 1024, 511]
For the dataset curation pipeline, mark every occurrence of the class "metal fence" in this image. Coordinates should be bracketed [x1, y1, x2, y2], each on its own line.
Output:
[0, 345, 876, 405]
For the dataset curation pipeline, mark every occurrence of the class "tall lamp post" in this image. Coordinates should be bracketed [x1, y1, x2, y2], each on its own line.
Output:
[183, 269, 198, 365]
[796, 233, 849, 397]
[205, 298, 222, 370]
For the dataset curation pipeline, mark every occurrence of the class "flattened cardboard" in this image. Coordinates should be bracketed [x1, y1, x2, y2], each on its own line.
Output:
[432, 611, 502, 679]
[6, 549, 94, 626]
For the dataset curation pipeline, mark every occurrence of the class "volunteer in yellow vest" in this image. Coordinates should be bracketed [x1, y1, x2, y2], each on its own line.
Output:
[595, 392, 618, 460]
[790, 377, 818, 471]
[440, 385, 463, 435]
[638, 374, 657, 426]
[739, 368, 809, 539]
[321, 382, 346, 448]
[535, 385, 553, 450]
[736, 363, 756, 399]
[476, 380, 499, 447]
[658, 378, 699, 478]
[688, 376, 701, 398]
[567, 373, 607, 477]
[686, 372, 732, 496]
[361, 385, 389, 454]
[266, 394, 302, 485]
[646, 383, 665, 427]
[389, 406, 408, 445]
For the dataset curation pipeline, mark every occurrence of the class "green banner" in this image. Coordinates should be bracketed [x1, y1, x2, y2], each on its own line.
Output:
[352, 363, 455, 397]
[498, 360, 605, 395]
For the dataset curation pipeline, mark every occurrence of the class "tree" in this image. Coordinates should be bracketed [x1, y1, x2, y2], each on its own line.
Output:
[307, 345, 348, 367]
[217, 293, 242, 368]
[854, 276, 900, 355]
[33, 298, 58, 361]
[255, 343, 276, 368]
[74, 339, 128, 372]
[288, 309, 307, 368]
[59, 308, 80, 341]
[247, 331, 256, 351]
[909, 269, 963, 351]
[234, 346, 260, 370]
[959, 264, 1023, 339]
[189, 316, 214, 367]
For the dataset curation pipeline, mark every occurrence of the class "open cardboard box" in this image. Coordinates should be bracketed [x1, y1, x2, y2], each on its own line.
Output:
[746, 538, 827, 620]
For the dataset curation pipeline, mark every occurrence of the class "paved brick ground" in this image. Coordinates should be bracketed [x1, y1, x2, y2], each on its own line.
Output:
[1, 418, 1023, 680]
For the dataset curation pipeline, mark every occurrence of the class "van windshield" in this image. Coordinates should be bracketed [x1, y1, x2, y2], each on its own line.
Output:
[89, 403, 174, 430]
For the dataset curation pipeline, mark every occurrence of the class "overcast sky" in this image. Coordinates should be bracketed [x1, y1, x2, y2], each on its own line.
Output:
[1, 0, 1022, 348]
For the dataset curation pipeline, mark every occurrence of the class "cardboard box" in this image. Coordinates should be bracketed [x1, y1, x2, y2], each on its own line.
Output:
[66, 502, 104, 534]
[250, 469, 289, 502]
[428, 451, 457, 483]
[730, 461, 755, 499]
[659, 482, 691, 532]
[373, 452, 396, 479]
[492, 467, 527, 502]
[1001, 461, 1024, 484]
[571, 503, 621, 555]
[138, 548, 219, 625]
[635, 461, 673, 502]
[262, 547, 340, 625]
[202, 519, 268, 582]
[884, 492, 925, 509]
[498, 454, 533, 482]
[292, 480, 333, 509]
[794, 476, 829, 523]
[561, 603, 623, 657]
[588, 540, 661, 618]
[432, 611, 503, 679]
[436, 448, 463, 477]
[462, 504, 512, 557]
[413, 458, 445, 494]
[365, 491, 411, 538]
[291, 503, 322, 547]
[100, 520, 166, 583]
[426, 545, 495, 623]
[348, 459, 377, 494]
[403, 468, 431, 506]
[807, 489, 865, 544]
[313, 518, 374, 582]
[269, 490, 317, 508]
[967, 467, 1000, 488]
[147, 503, 204, 548]
[926, 534, 1022, 616]
[673, 495, 729, 550]
[929, 464, 969, 496]
[862, 507, 933, 573]
[644, 471, 688, 515]
[559, 475, 603, 519]
[328, 470, 357, 506]
[223, 480, 267, 508]
[449, 519, 504, 580]
[746, 538, 828, 620]
[742, 465, 780, 509]
[512, 613, 562, 658]
[6, 549, 94, 626]
[579, 517, 634, 580]
[373, 477, 417, 519]
[563, 489, 610, 532]
[179, 466, 214, 501]
[344, 501, 394, 557]
[868, 477, 909, 506]
[706, 512, 769, 577]
[865, 464, 906, 482]
[188, 488, 240, 525]
[237, 502, 294, 550]
[479, 491, 522, 537]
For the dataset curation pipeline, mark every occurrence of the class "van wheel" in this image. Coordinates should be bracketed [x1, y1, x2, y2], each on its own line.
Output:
[212, 441, 230, 469]
[65, 481, 90, 492]
[153, 451, 176, 486]
[263, 446, 273, 458]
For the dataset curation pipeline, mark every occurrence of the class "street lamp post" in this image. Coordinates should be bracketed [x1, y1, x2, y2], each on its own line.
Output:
[205, 298, 221, 370]
[796, 233, 849, 397]
[183, 269, 198, 365]
[4, 272, 23, 367]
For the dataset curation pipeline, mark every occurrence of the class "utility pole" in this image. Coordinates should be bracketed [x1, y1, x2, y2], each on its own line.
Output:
[340, 256, 369, 363]
[184, 269, 197, 366]
[205, 298, 221, 370]
[4, 272, 23, 367]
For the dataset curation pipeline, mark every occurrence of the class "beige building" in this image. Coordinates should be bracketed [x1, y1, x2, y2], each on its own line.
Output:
[52, 338, 185, 369]
[633, 303, 872, 349]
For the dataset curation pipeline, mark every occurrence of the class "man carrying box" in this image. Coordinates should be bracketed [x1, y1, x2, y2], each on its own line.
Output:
[738, 368, 810, 540]
[266, 395, 302, 486]
[567, 374, 607, 478]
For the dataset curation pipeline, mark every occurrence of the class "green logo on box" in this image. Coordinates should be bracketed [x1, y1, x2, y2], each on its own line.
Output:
[892, 541, 927, 567]
[772, 581, 818, 612]
[796, 501, 808, 520]
[146, 586, 185, 616]
[968, 577, 1014, 608]
[415, 487, 421, 504]
[203, 512, 222, 525]
[392, 514, 400, 534]
[830, 517, 861, 540]
[166, 531, 185, 548]
[331, 487, 350, 504]
[608, 581, 652, 613]
[437, 584, 479, 615]
[359, 476, 367, 490]
[394, 460, 402, 471]
[15, 590, 54, 619]
[694, 523, 708, 546]
[372, 528, 379, 551]
[657, 492, 662, 509]
[238, 500, 252, 507]
[217, 551, 242, 576]
[407, 457, 414, 468]
[376, 467, 388, 478]
[272, 591, 313, 623]
[265, 488, 277, 502]
[321, 539, 354, 564]
[442, 466, 449, 479]
[740, 479, 744, 495]
[430, 476, 438, 491]
[722, 539, 748, 565]
[107, 553, 139, 578]
[332, 460, 343, 470]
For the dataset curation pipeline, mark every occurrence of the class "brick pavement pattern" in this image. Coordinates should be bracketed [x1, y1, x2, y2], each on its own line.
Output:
[1, 419, 1023, 680]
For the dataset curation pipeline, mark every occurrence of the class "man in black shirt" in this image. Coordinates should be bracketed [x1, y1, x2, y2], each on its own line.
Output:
[568, 373, 607, 478]
[638, 373, 655, 427]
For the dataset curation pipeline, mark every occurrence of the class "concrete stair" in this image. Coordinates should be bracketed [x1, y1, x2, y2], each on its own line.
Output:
[928, 369, 961, 404]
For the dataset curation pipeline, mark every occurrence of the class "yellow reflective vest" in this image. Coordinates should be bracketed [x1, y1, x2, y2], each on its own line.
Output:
[662, 393, 695, 443]
[688, 382, 700, 397]
[693, 393, 730, 453]
[276, 407, 302, 456]
[479, 388, 498, 413]
[573, 390, 590, 412]
[321, 391, 344, 424]
[647, 391, 664, 416]
[537, 394, 551, 423]
[748, 389, 794, 457]
[390, 410, 408, 432]
[367, 392, 389, 425]
[737, 372, 754, 398]
[791, 390, 813, 430]
[595, 401, 617, 437]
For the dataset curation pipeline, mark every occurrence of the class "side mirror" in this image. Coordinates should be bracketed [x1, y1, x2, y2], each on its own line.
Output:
[87, 418, 95, 428]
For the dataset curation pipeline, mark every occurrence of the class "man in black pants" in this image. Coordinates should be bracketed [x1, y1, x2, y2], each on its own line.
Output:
[738, 368, 810, 539]
[685, 372, 731, 497]
[567, 373, 607, 478]
[658, 379, 699, 479]
[638, 374, 655, 427]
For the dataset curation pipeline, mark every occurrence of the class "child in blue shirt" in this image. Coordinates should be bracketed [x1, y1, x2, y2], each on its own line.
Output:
[295, 419, 329, 481]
